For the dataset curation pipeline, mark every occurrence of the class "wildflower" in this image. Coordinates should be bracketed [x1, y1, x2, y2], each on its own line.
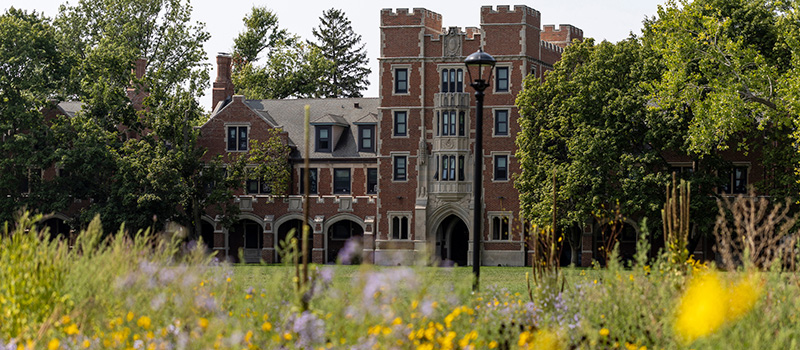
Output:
[127, 311, 135, 322]
[519, 329, 561, 350]
[48, 339, 59, 350]
[65, 323, 80, 335]
[137, 316, 152, 330]
[82, 339, 91, 348]
[674, 272, 728, 343]
[599, 328, 609, 337]
[261, 322, 272, 331]
[728, 273, 762, 321]
[198, 318, 209, 330]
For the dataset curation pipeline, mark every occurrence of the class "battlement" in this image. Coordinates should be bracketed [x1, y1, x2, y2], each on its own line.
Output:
[543, 24, 583, 37]
[540, 40, 564, 53]
[480, 5, 540, 24]
[381, 7, 442, 32]
[541, 24, 584, 48]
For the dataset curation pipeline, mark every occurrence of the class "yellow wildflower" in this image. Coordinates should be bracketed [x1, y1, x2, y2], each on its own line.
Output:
[599, 328, 609, 337]
[283, 332, 292, 341]
[675, 272, 728, 343]
[137, 316, 152, 330]
[65, 323, 80, 335]
[82, 339, 91, 348]
[198, 318, 209, 330]
[48, 339, 60, 350]
[126, 312, 134, 322]
[728, 273, 762, 321]
[261, 321, 272, 332]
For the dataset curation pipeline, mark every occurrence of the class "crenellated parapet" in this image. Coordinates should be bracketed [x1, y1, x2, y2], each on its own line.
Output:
[480, 5, 541, 27]
[381, 7, 442, 34]
[542, 24, 584, 48]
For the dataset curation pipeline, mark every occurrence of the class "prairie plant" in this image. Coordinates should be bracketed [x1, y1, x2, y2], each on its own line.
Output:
[714, 192, 799, 271]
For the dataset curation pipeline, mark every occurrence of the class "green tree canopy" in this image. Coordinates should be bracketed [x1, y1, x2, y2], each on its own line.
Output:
[0, 8, 68, 224]
[309, 8, 371, 98]
[644, 0, 800, 197]
[516, 38, 674, 229]
[231, 6, 334, 99]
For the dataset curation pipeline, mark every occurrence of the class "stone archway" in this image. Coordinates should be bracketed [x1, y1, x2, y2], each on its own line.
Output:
[42, 217, 71, 241]
[435, 214, 469, 266]
[229, 219, 263, 263]
[276, 219, 313, 263]
[326, 220, 364, 263]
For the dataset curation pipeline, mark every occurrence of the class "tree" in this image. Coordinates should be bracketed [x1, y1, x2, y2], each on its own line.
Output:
[0, 8, 68, 224]
[231, 7, 334, 99]
[644, 0, 800, 196]
[50, 0, 220, 234]
[310, 8, 371, 98]
[515, 38, 724, 258]
[233, 40, 334, 99]
[232, 6, 289, 67]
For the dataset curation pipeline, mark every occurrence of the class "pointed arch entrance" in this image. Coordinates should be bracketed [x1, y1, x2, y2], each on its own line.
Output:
[435, 215, 469, 266]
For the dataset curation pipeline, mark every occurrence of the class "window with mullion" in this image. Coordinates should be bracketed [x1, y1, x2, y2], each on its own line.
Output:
[316, 126, 332, 152]
[367, 168, 378, 194]
[495, 110, 509, 136]
[227, 126, 248, 151]
[494, 155, 508, 181]
[333, 168, 351, 194]
[495, 67, 509, 92]
[300, 168, 318, 194]
[394, 156, 407, 181]
[358, 125, 375, 152]
[394, 111, 407, 136]
[395, 68, 408, 93]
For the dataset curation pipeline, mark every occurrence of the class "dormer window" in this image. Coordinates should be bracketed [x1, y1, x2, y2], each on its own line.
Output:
[311, 114, 349, 152]
[358, 125, 375, 152]
[316, 126, 332, 152]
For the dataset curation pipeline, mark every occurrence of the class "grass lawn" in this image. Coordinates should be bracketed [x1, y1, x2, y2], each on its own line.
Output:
[231, 264, 578, 297]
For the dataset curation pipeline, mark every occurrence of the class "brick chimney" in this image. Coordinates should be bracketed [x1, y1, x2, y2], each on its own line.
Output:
[212, 53, 235, 110]
[127, 57, 148, 109]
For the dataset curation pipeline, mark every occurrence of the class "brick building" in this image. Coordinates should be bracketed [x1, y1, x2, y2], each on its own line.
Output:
[197, 5, 582, 265]
[31, 5, 765, 267]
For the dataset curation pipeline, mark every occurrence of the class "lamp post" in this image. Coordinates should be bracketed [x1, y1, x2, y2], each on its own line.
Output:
[465, 48, 496, 291]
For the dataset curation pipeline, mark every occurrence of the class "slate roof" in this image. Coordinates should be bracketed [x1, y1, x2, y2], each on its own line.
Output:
[242, 98, 380, 160]
[57, 101, 84, 117]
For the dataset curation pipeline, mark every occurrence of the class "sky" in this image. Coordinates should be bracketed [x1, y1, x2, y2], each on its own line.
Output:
[5, 0, 669, 110]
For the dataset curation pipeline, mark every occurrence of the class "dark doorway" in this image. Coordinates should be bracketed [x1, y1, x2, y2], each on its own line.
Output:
[229, 219, 262, 263]
[42, 218, 70, 241]
[277, 219, 313, 263]
[327, 220, 363, 263]
[200, 221, 215, 252]
[436, 215, 469, 266]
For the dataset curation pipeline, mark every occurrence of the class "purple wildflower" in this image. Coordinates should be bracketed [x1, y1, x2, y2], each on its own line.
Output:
[337, 238, 362, 265]
[292, 311, 326, 349]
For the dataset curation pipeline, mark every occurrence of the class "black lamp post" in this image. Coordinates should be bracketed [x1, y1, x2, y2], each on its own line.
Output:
[465, 48, 495, 291]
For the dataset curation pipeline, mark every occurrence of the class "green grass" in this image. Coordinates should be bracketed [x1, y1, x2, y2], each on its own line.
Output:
[232, 265, 536, 295]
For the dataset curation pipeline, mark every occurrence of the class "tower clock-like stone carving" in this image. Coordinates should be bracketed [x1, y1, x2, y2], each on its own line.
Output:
[443, 27, 462, 57]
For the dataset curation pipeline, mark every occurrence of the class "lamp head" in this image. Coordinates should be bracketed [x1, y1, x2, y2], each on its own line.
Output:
[464, 48, 496, 90]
